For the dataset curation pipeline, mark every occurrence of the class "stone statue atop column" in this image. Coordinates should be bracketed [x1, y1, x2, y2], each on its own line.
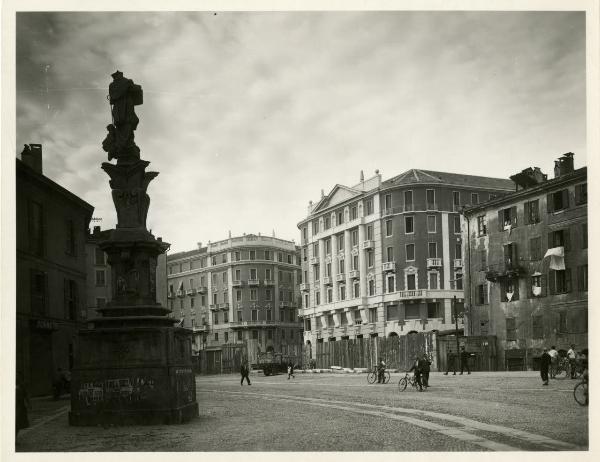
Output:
[102, 70, 143, 162]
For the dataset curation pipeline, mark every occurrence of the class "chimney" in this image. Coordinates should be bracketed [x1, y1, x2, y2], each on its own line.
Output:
[554, 152, 575, 178]
[360, 170, 364, 182]
[197, 242, 202, 249]
[510, 166, 548, 190]
[21, 144, 43, 174]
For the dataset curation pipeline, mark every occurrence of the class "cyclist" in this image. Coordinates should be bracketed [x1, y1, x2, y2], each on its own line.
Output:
[419, 354, 431, 388]
[376, 358, 386, 384]
[408, 356, 424, 391]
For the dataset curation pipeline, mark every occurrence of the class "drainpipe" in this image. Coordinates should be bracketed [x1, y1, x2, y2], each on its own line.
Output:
[466, 212, 473, 336]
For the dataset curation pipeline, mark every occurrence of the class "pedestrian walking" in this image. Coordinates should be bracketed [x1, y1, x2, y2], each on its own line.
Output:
[376, 358, 386, 384]
[287, 361, 295, 380]
[240, 359, 251, 386]
[443, 347, 456, 375]
[540, 348, 551, 385]
[16, 373, 30, 436]
[408, 357, 424, 391]
[459, 346, 472, 375]
[419, 354, 431, 388]
[567, 344, 577, 379]
[548, 345, 559, 378]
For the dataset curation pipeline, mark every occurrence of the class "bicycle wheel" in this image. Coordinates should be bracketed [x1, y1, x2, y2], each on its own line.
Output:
[367, 371, 377, 384]
[574, 382, 588, 406]
[384, 371, 391, 384]
[398, 377, 408, 391]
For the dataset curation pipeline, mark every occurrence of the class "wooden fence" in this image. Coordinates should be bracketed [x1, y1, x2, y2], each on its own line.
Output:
[315, 332, 435, 371]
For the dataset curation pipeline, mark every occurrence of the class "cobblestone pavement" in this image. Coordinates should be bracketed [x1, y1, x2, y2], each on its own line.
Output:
[14, 371, 588, 452]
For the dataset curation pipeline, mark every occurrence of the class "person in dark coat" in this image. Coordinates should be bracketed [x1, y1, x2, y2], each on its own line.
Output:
[408, 357, 424, 391]
[16, 373, 30, 436]
[419, 354, 432, 388]
[287, 361, 295, 380]
[443, 347, 456, 375]
[459, 346, 472, 375]
[240, 359, 251, 386]
[376, 358, 386, 384]
[540, 348, 551, 385]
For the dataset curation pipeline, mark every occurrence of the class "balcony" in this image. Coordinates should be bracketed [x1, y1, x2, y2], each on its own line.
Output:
[336, 273, 345, 282]
[453, 259, 463, 268]
[309, 256, 319, 265]
[167, 292, 175, 299]
[209, 304, 218, 311]
[362, 240, 374, 250]
[382, 261, 396, 272]
[300, 283, 310, 291]
[264, 279, 275, 286]
[230, 320, 277, 328]
[186, 289, 197, 296]
[248, 279, 260, 286]
[427, 258, 442, 268]
[280, 301, 290, 308]
[426, 202, 438, 211]
[323, 276, 332, 285]
[349, 270, 360, 279]
[218, 302, 229, 310]
[397, 289, 424, 299]
[232, 280, 243, 287]
[197, 286, 207, 294]
[176, 290, 185, 298]
[212, 286, 219, 292]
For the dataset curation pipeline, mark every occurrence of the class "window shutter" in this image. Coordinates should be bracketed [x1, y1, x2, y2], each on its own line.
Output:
[562, 189, 569, 209]
[548, 271, 555, 295]
[548, 232, 554, 249]
[524, 202, 530, 225]
[547, 193, 554, 213]
[511, 243, 518, 266]
[73, 281, 79, 320]
[565, 268, 572, 292]
[511, 206, 518, 226]
[564, 228, 571, 251]
[575, 185, 580, 205]
[528, 277, 533, 298]
[514, 278, 520, 301]
[541, 274, 547, 297]
[498, 210, 504, 231]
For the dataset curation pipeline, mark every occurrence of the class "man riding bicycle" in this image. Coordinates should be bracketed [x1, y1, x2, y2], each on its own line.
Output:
[377, 358, 386, 384]
[408, 356, 424, 391]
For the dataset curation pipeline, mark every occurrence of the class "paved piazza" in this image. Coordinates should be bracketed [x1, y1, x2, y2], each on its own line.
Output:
[16, 371, 588, 452]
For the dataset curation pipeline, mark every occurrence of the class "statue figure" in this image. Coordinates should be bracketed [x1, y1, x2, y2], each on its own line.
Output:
[103, 70, 143, 161]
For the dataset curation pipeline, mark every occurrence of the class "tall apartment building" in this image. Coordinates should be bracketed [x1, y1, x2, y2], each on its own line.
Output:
[297, 169, 514, 357]
[463, 153, 587, 370]
[16, 145, 94, 395]
[166, 234, 302, 355]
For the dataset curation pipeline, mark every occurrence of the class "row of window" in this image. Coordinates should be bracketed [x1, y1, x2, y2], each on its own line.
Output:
[475, 266, 588, 304]
[476, 184, 587, 236]
[208, 328, 299, 344]
[30, 270, 80, 320]
[170, 269, 296, 292]
[507, 309, 587, 340]
[211, 308, 298, 325]
[168, 250, 297, 274]
[170, 287, 297, 307]
[26, 200, 82, 259]
[306, 271, 463, 306]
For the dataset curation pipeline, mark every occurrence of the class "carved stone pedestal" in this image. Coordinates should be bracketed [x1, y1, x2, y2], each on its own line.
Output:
[70, 104, 198, 425]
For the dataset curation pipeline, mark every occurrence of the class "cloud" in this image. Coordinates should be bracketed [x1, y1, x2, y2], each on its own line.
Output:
[15, 11, 586, 253]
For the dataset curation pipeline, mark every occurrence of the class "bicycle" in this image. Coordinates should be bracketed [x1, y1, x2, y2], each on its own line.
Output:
[573, 377, 588, 406]
[398, 372, 425, 391]
[367, 368, 391, 384]
[552, 357, 570, 379]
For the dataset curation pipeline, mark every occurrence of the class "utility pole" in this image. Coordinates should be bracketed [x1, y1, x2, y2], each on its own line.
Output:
[453, 295, 460, 372]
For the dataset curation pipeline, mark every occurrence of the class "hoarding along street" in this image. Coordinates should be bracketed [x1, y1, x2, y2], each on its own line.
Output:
[17, 371, 587, 451]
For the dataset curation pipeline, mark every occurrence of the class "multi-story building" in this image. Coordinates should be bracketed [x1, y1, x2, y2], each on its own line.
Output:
[462, 153, 587, 370]
[297, 169, 514, 357]
[166, 234, 302, 356]
[16, 145, 94, 396]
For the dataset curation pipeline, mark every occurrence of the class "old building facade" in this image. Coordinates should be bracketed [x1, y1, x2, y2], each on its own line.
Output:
[298, 170, 514, 358]
[16, 146, 94, 396]
[462, 153, 587, 370]
[166, 234, 302, 356]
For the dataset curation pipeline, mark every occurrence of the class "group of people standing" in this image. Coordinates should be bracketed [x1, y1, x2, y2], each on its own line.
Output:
[408, 354, 432, 391]
[539, 344, 588, 385]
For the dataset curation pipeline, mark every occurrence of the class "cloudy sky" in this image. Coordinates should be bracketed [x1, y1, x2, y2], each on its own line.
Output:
[15, 10, 586, 253]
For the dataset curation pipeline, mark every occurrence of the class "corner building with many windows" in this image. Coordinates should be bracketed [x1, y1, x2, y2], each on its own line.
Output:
[298, 170, 514, 357]
[166, 234, 302, 355]
[462, 153, 587, 370]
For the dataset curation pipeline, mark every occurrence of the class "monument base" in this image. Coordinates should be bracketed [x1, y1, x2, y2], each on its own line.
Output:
[69, 325, 199, 426]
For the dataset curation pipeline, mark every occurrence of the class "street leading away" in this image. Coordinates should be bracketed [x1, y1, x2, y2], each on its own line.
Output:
[16, 371, 587, 452]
